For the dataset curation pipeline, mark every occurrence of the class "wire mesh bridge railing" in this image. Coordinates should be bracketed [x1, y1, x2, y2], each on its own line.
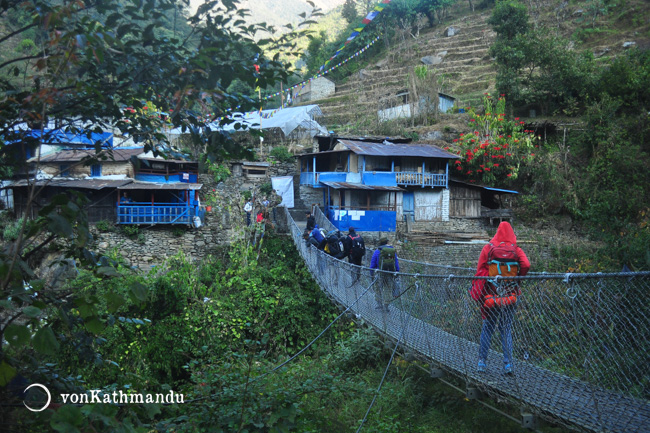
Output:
[288, 207, 650, 433]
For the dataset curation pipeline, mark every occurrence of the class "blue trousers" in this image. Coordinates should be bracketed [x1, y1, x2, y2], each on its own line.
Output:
[479, 305, 515, 365]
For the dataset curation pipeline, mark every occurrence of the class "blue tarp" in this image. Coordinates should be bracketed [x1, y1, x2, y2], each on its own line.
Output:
[9, 128, 113, 147]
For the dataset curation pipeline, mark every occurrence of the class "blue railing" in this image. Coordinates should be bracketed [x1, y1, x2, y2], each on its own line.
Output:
[117, 202, 192, 224]
[300, 172, 319, 186]
[395, 172, 446, 187]
[301, 171, 447, 188]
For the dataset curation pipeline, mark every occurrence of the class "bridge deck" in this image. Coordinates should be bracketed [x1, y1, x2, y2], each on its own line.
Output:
[289, 210, 650, 433]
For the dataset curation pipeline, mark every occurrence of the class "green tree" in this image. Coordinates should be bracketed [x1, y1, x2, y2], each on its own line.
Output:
[342, 0, 359, 23]
[0, 0, 317, 429]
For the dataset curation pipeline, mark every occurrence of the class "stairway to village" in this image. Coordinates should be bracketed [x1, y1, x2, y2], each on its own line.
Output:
[307, 11, 496, 131]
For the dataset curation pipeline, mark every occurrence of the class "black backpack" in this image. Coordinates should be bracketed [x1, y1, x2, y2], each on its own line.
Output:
[326, 232, 343, 256]
[379, 246, 396, 271]
[349, 234, 365, 258]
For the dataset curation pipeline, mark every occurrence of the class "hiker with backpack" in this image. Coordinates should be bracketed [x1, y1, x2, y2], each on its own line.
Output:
[370, 237, 400, 312]
[343, 227, 366, 283]
[308, 225, 327, 250]
[473, 221, 530, 375]
[324, 230, 345, 259]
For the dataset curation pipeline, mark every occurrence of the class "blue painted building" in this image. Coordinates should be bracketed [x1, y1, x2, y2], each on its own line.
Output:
[16, 143, 203, 225]
[298, 139, 459, 231]
[117, 153, 201, 225]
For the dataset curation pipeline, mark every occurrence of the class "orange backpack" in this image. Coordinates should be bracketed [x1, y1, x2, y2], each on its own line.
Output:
[484, 242, 520, 308]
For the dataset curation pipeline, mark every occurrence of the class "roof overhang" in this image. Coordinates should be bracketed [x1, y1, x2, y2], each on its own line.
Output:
[450, 178, 519, 194]
[117, 182, 202, 190]
[11, 179, 133, 190]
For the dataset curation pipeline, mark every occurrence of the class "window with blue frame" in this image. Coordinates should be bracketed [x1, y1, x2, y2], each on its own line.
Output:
[60, 164, 70, 177]
[90, 164, 102, 177]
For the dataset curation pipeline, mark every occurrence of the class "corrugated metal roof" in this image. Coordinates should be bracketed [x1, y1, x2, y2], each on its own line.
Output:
[137, 150, 197, 164]
[35, 148, 144, 163]
[12, 179, 133, 190]
[338, 140, 460, 159]
[118, 182, 202, 190]
[321, 181, 404, 191]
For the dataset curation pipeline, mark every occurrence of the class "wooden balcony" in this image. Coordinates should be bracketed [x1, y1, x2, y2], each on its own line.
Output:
[395, 172, 447, 187]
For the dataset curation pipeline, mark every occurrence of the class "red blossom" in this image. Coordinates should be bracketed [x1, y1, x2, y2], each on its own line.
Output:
[515, 117, 519, 120]
[485, 167, 491, 172]
[507, 174, 512, 177]
[493, 163, 499, 167]
[453, 139, 458, 142]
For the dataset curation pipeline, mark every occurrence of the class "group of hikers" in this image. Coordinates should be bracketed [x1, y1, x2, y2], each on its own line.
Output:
[302, 211, 401, 313]
[303, 211, 530, 376]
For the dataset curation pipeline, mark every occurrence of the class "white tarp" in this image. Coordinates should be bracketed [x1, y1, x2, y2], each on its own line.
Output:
[271, 176, 294, 208]
[206, 105, 327, 138]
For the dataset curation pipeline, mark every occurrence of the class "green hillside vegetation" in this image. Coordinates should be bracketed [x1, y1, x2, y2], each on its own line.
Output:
[2, 235, 537, 432]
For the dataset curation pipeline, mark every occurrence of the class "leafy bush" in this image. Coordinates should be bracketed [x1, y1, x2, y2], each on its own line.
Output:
[95, 219, 114, 232]
[270, 146, 293, 162]
[121, 225, 139, 239]
[334, 328, 383, 371]
[203, 157, 231, 183]
[259, 182, 273, 196]
[1, 216, 23, 241]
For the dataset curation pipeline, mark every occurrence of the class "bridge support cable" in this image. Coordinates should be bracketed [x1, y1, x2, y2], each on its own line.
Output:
[284, 207, 650, 433]
[355, 276, 423, 433]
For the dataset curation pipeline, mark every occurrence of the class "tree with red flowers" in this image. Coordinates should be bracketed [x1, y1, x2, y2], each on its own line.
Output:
[446, 94, 538, 185]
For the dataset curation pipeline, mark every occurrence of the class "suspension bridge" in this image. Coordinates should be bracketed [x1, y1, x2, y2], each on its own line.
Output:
[283, 207, 650, 433]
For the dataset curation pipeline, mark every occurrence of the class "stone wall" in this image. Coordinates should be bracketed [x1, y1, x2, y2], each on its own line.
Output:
[299, 184, 323, 211]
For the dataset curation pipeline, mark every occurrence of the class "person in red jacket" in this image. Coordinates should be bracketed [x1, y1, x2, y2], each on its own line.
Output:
[476, 221, 530, 375]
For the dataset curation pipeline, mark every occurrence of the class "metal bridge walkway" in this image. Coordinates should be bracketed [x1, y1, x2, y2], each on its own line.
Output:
[286, 207, 650, 433]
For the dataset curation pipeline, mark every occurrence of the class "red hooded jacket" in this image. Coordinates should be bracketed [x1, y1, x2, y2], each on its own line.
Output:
[475, 222, 530, 319]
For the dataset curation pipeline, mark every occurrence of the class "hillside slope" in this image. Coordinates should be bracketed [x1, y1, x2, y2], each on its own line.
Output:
[305, 0, 649, 136]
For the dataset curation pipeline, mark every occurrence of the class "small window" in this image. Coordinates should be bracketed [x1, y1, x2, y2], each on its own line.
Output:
[60, 164, 70, 177]
[90, 164, 102, 177]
